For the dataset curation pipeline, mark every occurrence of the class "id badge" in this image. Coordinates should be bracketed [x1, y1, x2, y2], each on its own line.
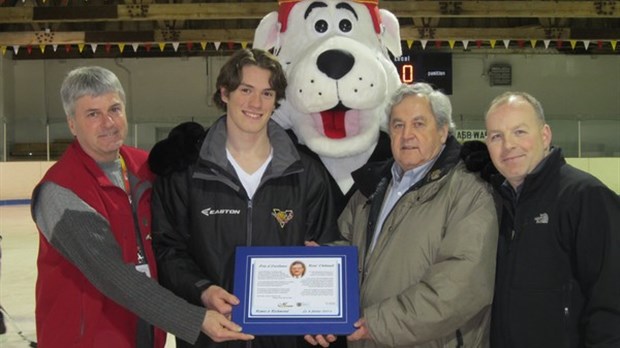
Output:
[135, 263, 151, 278]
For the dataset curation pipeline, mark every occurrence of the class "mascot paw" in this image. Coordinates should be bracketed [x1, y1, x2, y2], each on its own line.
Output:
[460, 140, 490, 172]
[148, 121, 206, 176]
[460, 140, 503, 186]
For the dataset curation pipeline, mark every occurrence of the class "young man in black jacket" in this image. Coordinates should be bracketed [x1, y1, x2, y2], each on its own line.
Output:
[151, 48, 340, 348]
[484, 91, 620, 348]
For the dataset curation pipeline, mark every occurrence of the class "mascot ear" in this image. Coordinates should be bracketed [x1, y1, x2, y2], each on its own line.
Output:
[254, 11, 281, 50]
[379, 9, 402, 57]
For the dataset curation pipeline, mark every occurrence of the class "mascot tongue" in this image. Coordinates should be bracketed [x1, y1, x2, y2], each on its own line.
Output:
[321, 104, 350, 139]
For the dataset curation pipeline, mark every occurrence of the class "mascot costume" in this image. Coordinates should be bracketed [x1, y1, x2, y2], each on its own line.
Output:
[252, 0, 402, 201]
[150, 0, 403, 212]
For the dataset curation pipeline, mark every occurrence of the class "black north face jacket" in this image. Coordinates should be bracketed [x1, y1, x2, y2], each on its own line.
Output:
[151, 117, 340, 348]
[491, 148, 620, 348]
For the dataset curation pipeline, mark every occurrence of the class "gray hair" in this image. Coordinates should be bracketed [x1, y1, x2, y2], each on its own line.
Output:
[60, 66, 126, 118]
[385, 83, 455, 134]
[485, 91, 546, 125]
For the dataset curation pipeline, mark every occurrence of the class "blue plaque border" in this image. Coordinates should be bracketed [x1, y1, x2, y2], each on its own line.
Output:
[232, 246, 359, 335]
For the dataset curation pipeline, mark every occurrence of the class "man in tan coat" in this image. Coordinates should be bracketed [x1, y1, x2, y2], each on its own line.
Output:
[307, 82, 498, 348]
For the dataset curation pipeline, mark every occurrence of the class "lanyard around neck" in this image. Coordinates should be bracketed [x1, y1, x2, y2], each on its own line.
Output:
[119, 155, 131, 197]
[119, 155, 148, 265]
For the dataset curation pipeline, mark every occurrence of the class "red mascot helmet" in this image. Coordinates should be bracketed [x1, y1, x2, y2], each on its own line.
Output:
[278, 0, 382, 34]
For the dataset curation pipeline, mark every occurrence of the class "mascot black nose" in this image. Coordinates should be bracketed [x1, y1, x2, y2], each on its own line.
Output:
[317, 49, 355, 80]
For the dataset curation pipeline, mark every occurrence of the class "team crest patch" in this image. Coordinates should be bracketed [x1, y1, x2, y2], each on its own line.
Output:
[272, 209, 294, 228]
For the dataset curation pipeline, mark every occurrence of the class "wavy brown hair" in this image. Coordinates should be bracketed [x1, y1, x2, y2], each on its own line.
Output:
[212, 48, 287, 111]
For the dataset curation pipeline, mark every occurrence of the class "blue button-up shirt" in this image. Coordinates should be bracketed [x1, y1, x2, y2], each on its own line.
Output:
[369, 148, 444, 252]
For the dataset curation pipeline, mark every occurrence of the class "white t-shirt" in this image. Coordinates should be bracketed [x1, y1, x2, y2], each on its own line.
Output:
[226, 148, 273, 199]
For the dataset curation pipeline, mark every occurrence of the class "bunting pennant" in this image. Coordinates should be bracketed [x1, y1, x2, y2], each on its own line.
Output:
[462, 40, 469, 50]
[434, 40, 442, 48]
[144, 43, 152, 52]
[241, 41, 248, 48]
[597, 40, 604, 49]
[53, 44, 58, 52]
[172, 42, 180, 51]
[556, 40, 563, 49]
[200, 41, 207, 50]
[583, 40, 590, 50]
[90, 43, 98, 53]
[517, 40, 525, 48]
[13, 45, 19, 55]
[612, 41, 617, 50]
[530, 40, 537, 48]
[64, 44, 71, 53]
[118, 43, 125, 53]
[1, 46, 6, 56]
[448, 40, 455, 49]
[158, 42, 166, 52]
[132, 43, 140, 52]
[570, 40, 577, 50]
[27, 45, 32, 54]
[186, 42, 194, 51]
[489, 40, 497, 48]
[39, 45, 46, 53]
[420, 40, 428, 50]
[475, 40, 482, 48]
[406, 39, 413, 49]
[227, 42, 235, 50]
[105, 43, 112, 53]
[214, 42, 221, 50]
[543, 40, 551, 49]
[78, 43, 85, 53]
[502, 40, 510, 49]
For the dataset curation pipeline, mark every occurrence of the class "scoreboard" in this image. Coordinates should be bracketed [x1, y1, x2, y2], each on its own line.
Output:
[391, 52, 453, 95]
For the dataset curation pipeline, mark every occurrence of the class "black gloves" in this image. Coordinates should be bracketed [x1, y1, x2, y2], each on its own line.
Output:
[460, 140, 504, 187]
[148, 121, 207, 176]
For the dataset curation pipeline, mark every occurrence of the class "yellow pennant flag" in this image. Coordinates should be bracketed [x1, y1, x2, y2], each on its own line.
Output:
[406, 40, 413, 49]
[1, 46, 6, 55]
[612, 41, 617, 51]
[159, 42, 166, 52]
[570, 40, 577, 50]
[39, 44, 46, 53]
[530, 40, 537, 48]
[200, 42, 207, 50]
[448, 40, 456, 49]
[489, 40, 497, 49]
[241, 42, 248, 49]
[78, 43, 85, 53]
[118, 43, 125, 53]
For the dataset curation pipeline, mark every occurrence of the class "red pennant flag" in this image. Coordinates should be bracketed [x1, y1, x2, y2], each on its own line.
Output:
[64, 44, 71, 53]
[227, 42, 235, 50]
[105, 43, 112, 53]
[517, 40, 525, 48]
[144, 43, 152, 52]
[27, 45, 32, 54]
[186, 42, 194, 51]
[556, 40, 563, 49]
[476, 40, 483, 48]
[597, 40, 604, 49]
[434, 40, 442, 48]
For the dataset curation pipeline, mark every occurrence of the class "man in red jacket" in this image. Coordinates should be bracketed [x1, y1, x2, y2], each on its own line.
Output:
[31, 66, 254, 348]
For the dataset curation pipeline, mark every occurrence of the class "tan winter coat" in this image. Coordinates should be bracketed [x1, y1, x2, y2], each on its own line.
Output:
[338, 139, 498, 348]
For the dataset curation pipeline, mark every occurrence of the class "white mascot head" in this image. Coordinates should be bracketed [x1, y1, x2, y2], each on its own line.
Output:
[254, 0, 402, 193]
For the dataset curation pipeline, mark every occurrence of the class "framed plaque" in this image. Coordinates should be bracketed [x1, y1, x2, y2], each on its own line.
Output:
[232, 246, 359, 335]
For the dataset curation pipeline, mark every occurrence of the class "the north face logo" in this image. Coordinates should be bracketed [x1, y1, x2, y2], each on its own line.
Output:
[272, 209, 294, 228]
[534, 213, 549, 224]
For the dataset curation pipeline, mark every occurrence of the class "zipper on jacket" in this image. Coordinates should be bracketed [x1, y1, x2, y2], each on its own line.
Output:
[246, 199, 253, 246]
[562, 282, 573, 347]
